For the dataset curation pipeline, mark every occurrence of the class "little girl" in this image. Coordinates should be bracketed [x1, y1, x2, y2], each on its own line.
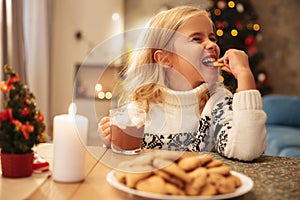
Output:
[99, 6, 266, 161]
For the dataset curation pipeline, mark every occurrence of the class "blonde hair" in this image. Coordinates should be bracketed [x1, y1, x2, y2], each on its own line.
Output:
[113, 6, 213, 113]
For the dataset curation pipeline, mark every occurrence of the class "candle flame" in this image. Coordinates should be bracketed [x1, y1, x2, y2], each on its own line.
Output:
[68, 103, 77, 116]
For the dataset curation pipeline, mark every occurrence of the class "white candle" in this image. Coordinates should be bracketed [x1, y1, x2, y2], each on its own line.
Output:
[52, 103, 88, 183]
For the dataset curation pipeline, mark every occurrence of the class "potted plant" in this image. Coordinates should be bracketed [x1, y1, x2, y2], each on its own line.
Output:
[0, 65, 48, 178]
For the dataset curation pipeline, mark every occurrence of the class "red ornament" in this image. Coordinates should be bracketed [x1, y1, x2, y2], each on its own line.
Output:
[24, 98, 30, 105]
[245, 36, 255, 46]
[216, 22, 225, 29]
[7, 74, 20, 84]
[37, 113, 44, 121]
[247, 46, 257, 55]
[0, 110, 9, 121]
[21, 107, 31, 117]
[0, 81, 9, 93]
[21, 124, 34, 140]
[235, 20, 243, 30]
[0, 74, 21, 93]
[7, 108, 14, 124]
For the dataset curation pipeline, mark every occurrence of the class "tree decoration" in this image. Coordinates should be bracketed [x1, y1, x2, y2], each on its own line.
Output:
[245, 36, 255, 46]
[236, 3, 244, 13]
[217, 0, 227, 9]
[0, 65, 48, 154]
[208, 0, 272, 95]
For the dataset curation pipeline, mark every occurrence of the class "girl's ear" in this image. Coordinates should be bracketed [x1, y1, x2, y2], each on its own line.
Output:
[153, 50, 173, 67]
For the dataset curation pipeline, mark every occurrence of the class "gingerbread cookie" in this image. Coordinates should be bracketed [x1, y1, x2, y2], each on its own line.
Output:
[136, 175, 167, 194]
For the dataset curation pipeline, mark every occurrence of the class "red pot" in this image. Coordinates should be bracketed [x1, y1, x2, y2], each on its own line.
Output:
[1, 152, 33, 178]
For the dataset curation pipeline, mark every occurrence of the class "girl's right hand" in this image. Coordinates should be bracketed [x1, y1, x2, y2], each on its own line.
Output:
[98, 117, 111, 147]
[218, 49, 256, 91]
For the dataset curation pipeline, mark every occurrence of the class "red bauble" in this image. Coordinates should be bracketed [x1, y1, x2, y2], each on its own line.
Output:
[245, 36, 255, 46]
[0, 110, 9, 121]
[247, 46, 257, 55]
[24, 98, 30, 105]
[21, 107, 31, 117]
[235, 20, 243, 30]
[216, 22, 225, 29]
[37, 113, 44, 121]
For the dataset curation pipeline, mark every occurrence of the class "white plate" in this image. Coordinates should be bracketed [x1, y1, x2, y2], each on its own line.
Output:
[106, 170, 253, 200]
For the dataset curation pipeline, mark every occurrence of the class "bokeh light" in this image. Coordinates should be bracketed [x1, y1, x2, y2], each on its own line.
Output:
[253, 23, 260, 31]
[231, 29, 238, 36]
[214, 9, 222, 16]
[216, 29, 224, 36]
[228, 1, 235, 8]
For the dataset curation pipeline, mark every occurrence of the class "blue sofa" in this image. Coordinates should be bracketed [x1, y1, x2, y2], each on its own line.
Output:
[263, 95, 300, 158]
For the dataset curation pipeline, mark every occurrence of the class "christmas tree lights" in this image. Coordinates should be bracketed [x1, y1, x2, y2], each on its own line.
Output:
[208, 0, 272, 94]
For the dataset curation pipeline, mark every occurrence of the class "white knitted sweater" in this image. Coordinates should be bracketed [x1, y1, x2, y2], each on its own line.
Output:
[142, 83, 266, 161]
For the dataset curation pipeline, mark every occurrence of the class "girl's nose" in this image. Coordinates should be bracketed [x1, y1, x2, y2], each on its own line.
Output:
[204, 40, 217, 50]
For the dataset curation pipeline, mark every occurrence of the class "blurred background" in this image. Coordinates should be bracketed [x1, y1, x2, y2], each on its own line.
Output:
[1, 0, 299, 144]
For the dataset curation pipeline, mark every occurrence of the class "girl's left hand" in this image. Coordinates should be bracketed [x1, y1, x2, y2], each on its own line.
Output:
[98, 117, 111, 147]
[217, 49, 256, 91]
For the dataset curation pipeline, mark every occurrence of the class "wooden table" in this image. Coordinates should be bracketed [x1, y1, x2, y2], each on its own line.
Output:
[6, 144, 300, 200]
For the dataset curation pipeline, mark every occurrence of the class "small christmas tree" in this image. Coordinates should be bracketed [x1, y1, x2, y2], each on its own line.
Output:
[0, 65, 47, 154]
[208, 0, 272, 95]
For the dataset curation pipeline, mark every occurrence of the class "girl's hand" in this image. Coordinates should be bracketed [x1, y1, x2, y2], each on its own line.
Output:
[98, 117, 111, 147]
[218, 49, 256, 91]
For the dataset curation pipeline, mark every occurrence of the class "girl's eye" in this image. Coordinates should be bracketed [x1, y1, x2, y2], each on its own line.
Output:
[190, 36, 217, 43]
[210, 37, 217, 42]
[191, 37, 202, 42]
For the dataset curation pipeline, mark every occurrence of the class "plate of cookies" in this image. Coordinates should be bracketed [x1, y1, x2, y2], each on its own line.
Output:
[106, 152, 254, 199]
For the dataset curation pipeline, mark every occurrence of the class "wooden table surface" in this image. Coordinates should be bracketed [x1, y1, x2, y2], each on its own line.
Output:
[6, 143, 300, 200]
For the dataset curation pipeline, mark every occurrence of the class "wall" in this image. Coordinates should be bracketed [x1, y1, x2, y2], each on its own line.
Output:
[125, 0, 209, 30]
[50, 0, 124, 141]
[251, 0, 300, 95]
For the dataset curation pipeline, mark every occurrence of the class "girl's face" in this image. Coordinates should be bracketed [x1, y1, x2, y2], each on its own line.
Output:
[167, 15, 220, 89]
